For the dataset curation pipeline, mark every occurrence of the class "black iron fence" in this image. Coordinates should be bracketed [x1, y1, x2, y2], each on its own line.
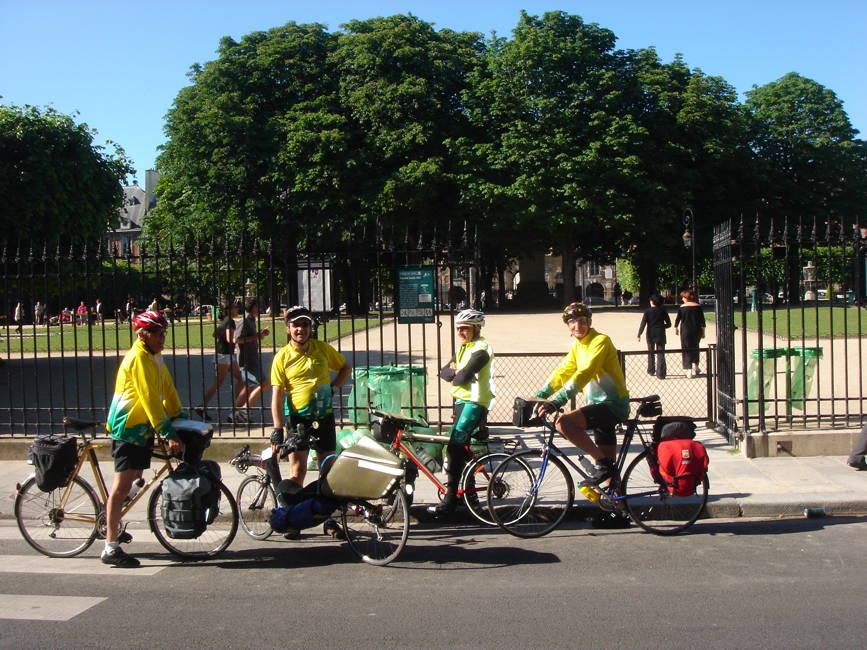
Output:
[713, 215, 866, 442]
[2, 236, 722, 437]
[1, 235, 478, 436]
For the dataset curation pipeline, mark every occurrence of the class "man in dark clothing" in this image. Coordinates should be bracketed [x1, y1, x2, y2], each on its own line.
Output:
[232, 298, 270, 422]
[637, 293, 671, 379]
[847, 423, 867, 470]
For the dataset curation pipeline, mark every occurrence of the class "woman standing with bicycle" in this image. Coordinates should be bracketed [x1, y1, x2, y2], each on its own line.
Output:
[428, 309, 494, 519]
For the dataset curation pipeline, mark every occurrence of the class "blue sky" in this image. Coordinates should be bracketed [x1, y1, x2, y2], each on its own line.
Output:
[2, 1, 865, 180]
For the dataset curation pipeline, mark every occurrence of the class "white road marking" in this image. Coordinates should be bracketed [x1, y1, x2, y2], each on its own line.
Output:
[0, 555, 171, 575]
[0, 594, 106, 621]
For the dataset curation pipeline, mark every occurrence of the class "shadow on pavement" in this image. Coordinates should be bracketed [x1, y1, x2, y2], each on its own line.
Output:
[686, 514, 867, 536]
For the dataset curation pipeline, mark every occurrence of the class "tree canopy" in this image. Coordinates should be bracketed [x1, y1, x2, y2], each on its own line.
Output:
[0, 104, 132, 246]
[148, 12, 867, 302]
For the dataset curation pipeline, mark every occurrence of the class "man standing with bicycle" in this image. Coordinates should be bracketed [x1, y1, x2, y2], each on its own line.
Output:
[534, 302, 630, 489]
[268, 306, 352, 538]
[429, 309, 494, 519]
[103, 310, 186, 567]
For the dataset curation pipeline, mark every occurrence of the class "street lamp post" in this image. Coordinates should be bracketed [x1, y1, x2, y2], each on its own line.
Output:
[682, 208, 696, 292]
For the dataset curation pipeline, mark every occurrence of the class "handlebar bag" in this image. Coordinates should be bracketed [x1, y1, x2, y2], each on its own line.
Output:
[28, 435, 78, 492]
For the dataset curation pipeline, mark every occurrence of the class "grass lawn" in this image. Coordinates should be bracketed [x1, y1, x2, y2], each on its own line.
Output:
[3, 315, 391, 355]
[705, 305, 866, 338]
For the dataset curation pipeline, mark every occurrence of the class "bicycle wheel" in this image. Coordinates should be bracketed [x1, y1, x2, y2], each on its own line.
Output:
[15, 475, 100, 558]
[236, 475, 276, 540]
[341, 489, 409, 566]
[488, 450, 574, 538]
[621, 449, 708, 535]
[461, 452, 515, 526]
[148, 480, 238, 560]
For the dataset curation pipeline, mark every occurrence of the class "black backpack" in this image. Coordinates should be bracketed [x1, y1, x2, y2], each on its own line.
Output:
[28, 435, 78, 492]
[160, 462, 212, 539]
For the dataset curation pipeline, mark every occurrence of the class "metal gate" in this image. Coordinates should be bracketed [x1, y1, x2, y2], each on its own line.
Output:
[713, 220, 738, 443]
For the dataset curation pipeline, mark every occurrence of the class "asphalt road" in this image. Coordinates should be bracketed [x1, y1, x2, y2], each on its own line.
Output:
[1, 515, 866, 649]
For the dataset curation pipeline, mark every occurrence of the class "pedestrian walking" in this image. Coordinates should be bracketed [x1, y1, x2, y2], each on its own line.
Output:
[637, 293, 671, 379]
[13, 301, 24, 333]
[196, 301, 245, 422]
[76, 301, 89, 326]
[94, 298, 104, 323]
[674, 289, 706, 378]
[231, 298, 271, 422]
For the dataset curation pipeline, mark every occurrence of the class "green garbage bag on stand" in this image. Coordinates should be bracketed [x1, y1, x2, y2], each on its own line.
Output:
[747, 348, 785, 414]
[347, 365, 428, 426]
[788, 347, 822, 410]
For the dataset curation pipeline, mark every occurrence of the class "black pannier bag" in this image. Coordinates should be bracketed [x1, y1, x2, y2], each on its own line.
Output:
[28, 435, 78, 492]
[160, 462, 212, 539]
[198, 459, 222, 525]
[513, 397, 546, 428]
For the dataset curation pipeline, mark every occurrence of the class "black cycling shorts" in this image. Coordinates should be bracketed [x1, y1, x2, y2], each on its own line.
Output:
[289, 412, 337, 454]
[580, 403, 621, 446]
[112, 439, 153, 472]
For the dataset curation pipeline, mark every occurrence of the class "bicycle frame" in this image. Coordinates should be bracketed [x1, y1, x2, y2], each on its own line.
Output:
[51, 433, 177, 525]
[390, 425, 504, 499]
[526, 413, 656, 505]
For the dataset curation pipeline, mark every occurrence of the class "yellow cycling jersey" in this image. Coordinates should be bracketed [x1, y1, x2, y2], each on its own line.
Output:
[451, 337, 494, 409]
[270, 338, 347, 418]
[106, 339, 183, 445]
[536, 328, 630, 420]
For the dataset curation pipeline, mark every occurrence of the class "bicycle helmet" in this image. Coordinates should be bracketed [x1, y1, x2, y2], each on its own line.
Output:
[562, 302, 592, 323]
[285, 305, 313, 323]
[132, 310, 168, 331]
[455, 309, 485, 327]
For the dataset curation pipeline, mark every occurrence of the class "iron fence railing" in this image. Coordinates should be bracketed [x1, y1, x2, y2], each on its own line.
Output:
[713, 215, 866, 441]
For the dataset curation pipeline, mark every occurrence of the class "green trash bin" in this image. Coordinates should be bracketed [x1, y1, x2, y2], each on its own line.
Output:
[747, 348, 786, 414]
[347, 365, 428, 426]
[788, 346, 822, 410]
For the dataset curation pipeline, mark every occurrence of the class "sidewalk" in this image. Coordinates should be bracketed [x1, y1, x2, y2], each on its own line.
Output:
[3, 427, 866, 522]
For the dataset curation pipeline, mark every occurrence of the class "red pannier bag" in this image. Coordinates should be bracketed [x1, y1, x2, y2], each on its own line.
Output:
[654, 420, 709, 497]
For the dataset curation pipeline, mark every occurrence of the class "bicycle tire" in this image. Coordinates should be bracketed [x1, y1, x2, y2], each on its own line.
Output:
[488, 450, 574, 538]
[148, 480, 238, 560]
[15, 475, 100, 558]
[236, 475, 276, 540]
[341, 489, 409, 566]
[461, 452, 516, 526]
[621, 449, 708, 535]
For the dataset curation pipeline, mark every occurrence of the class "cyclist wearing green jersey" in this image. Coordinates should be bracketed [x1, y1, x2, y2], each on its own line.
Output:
[429, 309, 494, 518]
[103, 310, 186, 567]
[535, 302, 629, 486]
[268, 306, 352, 539]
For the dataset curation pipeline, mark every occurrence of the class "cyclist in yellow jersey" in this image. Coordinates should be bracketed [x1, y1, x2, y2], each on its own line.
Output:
[103, 310, 186, 567]
[429, 309, 494, 518]
[268, 306, 352, 538]
[535, 302, 629, 486]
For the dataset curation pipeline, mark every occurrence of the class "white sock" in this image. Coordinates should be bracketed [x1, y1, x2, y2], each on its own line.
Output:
[104, 541, 120, 554]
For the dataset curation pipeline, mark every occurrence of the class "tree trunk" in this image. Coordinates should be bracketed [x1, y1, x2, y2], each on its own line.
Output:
[637, 255, 659, 307]
[561, 247, 577, 305]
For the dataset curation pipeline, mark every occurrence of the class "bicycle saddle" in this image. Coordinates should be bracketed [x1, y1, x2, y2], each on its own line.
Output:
[63, 416, 101, 431]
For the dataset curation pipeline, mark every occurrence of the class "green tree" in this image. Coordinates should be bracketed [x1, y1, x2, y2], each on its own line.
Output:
[331, 15, 483, 241]
[616, 49, 752, 301]
[461, 11, 644, 305]
[0, 104, 132, 245]
[150, 22, 347, 244]
[746, 72, 867, 224]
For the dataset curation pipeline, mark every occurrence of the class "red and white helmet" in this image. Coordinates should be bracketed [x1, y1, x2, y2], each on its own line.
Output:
[132, 310, 168, 331]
